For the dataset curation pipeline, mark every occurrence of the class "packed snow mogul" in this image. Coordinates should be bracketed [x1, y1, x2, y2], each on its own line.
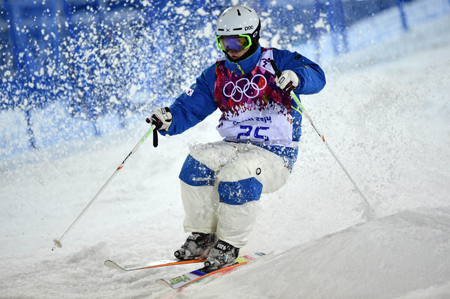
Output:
[147, 5, 326, 270]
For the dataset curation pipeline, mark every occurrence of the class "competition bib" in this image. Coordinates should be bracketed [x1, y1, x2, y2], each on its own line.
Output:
[214, 49, 293, 147]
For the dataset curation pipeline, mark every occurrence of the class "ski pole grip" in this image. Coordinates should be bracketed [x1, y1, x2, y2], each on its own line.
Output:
[270, 60, 282, 78]
[146, 117, 159, 147]
[153, 128, 158, 147]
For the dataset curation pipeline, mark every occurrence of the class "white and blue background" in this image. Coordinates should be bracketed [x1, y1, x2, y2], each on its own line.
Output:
[1, 0, 450, 298]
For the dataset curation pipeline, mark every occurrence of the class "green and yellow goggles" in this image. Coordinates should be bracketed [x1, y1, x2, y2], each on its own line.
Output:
[216, 34, 252, 52]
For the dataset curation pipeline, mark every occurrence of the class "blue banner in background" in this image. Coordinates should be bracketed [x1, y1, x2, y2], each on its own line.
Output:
[0, 0, 448, 157]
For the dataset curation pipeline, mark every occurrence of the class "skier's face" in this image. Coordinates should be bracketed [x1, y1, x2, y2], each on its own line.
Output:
[227, 47, 250, 60]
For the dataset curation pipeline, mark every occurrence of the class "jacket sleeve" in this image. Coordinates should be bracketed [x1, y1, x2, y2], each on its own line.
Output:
[272, 49, 326, 95]
[159, 64, 217, 136]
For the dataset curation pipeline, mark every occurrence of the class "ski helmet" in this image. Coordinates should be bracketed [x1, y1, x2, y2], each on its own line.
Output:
[216, 5, 261, 60]
[216, 5, 260, 37]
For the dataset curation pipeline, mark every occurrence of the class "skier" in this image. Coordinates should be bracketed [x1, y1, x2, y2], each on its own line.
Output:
[147, 5, 326, 270]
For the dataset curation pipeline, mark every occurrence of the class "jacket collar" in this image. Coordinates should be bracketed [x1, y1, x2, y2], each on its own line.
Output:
[224, 46, 262, 75]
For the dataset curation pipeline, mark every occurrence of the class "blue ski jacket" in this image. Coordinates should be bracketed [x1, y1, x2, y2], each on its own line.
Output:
[160, 45, 326, 168]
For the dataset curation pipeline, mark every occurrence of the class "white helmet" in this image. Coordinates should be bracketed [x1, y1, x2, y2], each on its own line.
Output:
[216, 5, 260, 37]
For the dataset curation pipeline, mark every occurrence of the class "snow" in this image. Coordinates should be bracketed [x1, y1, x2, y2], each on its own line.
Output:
[194, 208, 450, 298]
[1, 3, 450, 299]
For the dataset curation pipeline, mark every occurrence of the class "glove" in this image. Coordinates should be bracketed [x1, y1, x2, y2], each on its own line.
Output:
[275, 70, 299, 93]
[146, 107, 172, 131]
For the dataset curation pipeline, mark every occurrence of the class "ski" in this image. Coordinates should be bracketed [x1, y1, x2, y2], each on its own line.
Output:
[104, 258, 205, 272]
[156, 252, 265, 289]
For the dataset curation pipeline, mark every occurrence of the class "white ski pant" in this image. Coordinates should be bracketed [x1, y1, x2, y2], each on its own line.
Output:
[179, 141, 290, 248]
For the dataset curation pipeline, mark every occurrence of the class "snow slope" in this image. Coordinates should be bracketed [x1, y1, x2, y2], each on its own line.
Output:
[1, 8, 450, 299]
[188, 207, 450, 299]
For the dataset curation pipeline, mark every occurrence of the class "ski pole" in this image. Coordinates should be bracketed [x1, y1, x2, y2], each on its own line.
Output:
[270, 60, 375, 220]
[52, 125, 156, 251]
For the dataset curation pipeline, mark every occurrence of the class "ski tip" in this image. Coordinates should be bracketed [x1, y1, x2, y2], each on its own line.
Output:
[104, 260, 124, 271]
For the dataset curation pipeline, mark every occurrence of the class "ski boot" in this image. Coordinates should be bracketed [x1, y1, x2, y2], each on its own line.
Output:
[204, 239, 240, 270]
[174, 232, 216, 260]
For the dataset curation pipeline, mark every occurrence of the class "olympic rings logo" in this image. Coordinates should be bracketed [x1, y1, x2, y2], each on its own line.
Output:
[223, 74, 267, 103]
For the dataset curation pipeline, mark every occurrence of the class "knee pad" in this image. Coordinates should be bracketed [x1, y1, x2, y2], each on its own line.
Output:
[179, 155, 215, 186]
[218, 178, 263, 205]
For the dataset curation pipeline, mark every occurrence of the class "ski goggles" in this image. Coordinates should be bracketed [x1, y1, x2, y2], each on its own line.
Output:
[216, 35, 252, 52]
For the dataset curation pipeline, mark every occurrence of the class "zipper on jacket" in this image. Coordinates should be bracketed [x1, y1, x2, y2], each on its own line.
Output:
[231, 62, 244, 75]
